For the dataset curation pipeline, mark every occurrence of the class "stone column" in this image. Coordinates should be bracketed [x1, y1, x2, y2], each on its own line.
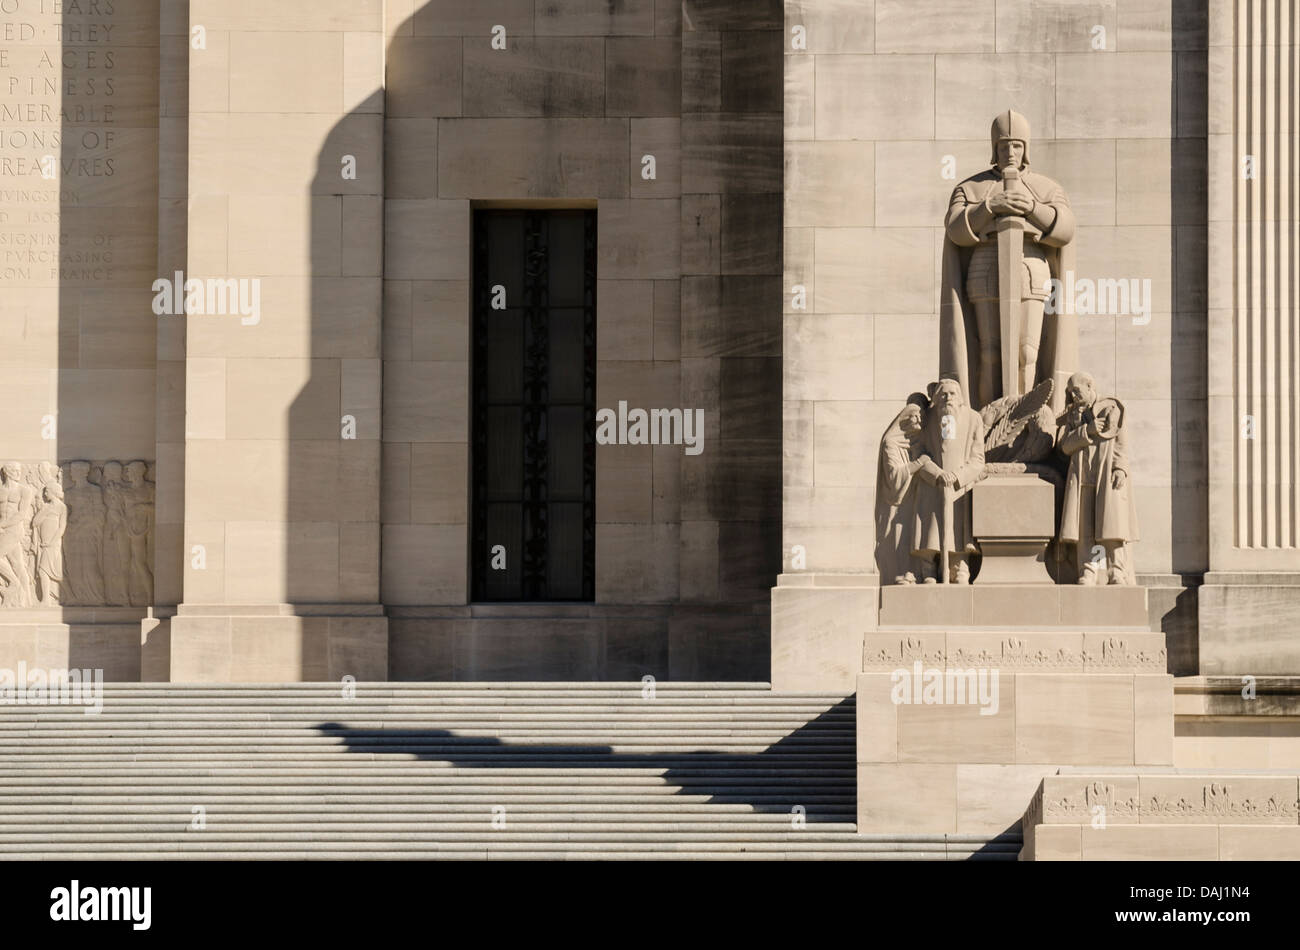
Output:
[1203, 0, 1300, 673]
[169, 0, 387, 680]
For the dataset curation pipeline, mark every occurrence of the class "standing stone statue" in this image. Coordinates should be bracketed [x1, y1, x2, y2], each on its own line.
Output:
[875, 394, 928, 584]
[1057, 371, 1139, 585]
[910, 379, 986, 584]
[941, 109, 1077, 411]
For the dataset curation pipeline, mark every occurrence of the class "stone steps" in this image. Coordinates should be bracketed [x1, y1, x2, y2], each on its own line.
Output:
[0, 684, 1021, 860]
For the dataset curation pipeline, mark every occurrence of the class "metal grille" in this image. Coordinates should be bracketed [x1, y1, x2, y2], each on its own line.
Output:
[472, 210, 596, 601]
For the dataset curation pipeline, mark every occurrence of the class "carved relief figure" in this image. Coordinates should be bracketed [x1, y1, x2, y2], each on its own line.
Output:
[63, 461, 106, 605]
[1057, 372, 1139, 585]
[910, 379, 986, 584]
[0, 464, 36, 606]
[100, 461, 130, 606]
[32, 483, 67, 605]
[875, 394, 928, 584]
[124, 460, 154, 606]
[941, 110, 1077, 410]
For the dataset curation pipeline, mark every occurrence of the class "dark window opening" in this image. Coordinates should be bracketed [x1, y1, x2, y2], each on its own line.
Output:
[471, 209, 596, 601]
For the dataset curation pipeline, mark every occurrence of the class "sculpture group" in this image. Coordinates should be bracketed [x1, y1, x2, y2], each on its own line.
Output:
[876, 110, 1138, 586]
[0, 460, 154, 608]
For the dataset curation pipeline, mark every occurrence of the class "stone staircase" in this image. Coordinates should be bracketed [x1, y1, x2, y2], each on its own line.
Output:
[0, 683, 1020, 860]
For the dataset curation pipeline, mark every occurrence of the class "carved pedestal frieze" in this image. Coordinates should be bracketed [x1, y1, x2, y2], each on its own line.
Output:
[0, 460, 155, 608]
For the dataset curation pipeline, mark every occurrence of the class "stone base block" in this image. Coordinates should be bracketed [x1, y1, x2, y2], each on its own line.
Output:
[1199, 576, 1300, 674]
[1022, 771, 1300, 860]
[856, 669, 1173, 834]
[169, 605, 388, 682]
[879, 583, 1148, 628]
[0, 608, 146, 680]
[971, 473, 1055, 584]
[387, 603, 768, 681]
[771, 574, 878, 691]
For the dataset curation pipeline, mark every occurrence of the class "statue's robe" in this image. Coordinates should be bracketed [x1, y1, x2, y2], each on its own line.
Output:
[911, 406, 986, 558]
[940, 166, 1078, 412]
[1057, 396, 1139, 546]
[874, 407, 921, 582]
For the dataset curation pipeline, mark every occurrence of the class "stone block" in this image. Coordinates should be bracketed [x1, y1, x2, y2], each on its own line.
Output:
[934, 54, 1055, 139]
[876, 0, 995, 53]
[1059, 584, 1150, 628]
[1219, 826, 1300, 860]
[784, 314, 874, 402]
[769, 584, 877, 691]
[854, 673, 898, 763]
[896, 675, 1014, 764]
[1079, 825, 1219, 860]
[1056, 52, 1173, 138]
[438, 119, 630, 198]
[857, 764, 957, 833]
[785, 142, 874, 229]
[879, 585, 973, 627]
[1015, 674, 1135, 763]
[1200, 584, 1300, 676]
[784, 0, 874, 53]
[463, 38, 605, 116]
[608, 37, 680, 116]
[814, 228, 934, 314]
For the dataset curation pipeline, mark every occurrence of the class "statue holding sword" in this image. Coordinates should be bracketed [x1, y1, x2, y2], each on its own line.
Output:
[941, 110, 1078, 413]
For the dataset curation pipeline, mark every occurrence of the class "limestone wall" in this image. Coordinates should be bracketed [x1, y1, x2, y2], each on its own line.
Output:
[782, 0, 1209, 579]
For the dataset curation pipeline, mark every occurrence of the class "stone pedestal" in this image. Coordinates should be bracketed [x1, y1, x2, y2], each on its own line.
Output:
[169, 604, 388, 682]
[856, 628, 1171, 835]
[971, 473, 1055, 584]
[771, 574, 879, 691]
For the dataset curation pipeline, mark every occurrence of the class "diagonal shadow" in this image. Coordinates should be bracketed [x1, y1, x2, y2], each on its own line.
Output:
[313, 697, 857, 825]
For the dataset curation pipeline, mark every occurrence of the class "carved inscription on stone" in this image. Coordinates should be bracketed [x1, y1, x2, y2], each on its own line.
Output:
[0, 460, 153, 607]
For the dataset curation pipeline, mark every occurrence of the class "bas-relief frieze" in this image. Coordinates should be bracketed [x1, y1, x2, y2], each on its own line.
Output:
[1040, 782, 1300, 825]
[863, 635, 1166, 672]
[0, 460, 154, 608]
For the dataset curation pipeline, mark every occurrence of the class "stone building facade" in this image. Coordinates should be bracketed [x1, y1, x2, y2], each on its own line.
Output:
[0, 0, 1295, 714]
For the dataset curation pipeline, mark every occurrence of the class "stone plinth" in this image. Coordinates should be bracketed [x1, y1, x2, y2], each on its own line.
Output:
[1021, 771, 1300, 860]
[1199, 574, 1300, 675]
[856, 628, 1171, 835]
[0, 608, 149, 681]
[169, 605, 387, 682]
[971, 473, 1055, 584]
[878, 583, 1149, 628]
[771, 574, 879, 691]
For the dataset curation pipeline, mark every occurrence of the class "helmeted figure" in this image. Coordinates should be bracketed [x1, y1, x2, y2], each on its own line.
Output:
[941, 110, 1078, 412]
[1057, 371, 1139, 585]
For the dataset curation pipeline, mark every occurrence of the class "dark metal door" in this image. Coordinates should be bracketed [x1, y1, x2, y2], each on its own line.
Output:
[471, 210, 596, 601]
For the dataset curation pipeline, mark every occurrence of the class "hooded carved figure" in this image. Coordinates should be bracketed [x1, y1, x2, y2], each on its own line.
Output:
[940, 110, 1078, 413]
